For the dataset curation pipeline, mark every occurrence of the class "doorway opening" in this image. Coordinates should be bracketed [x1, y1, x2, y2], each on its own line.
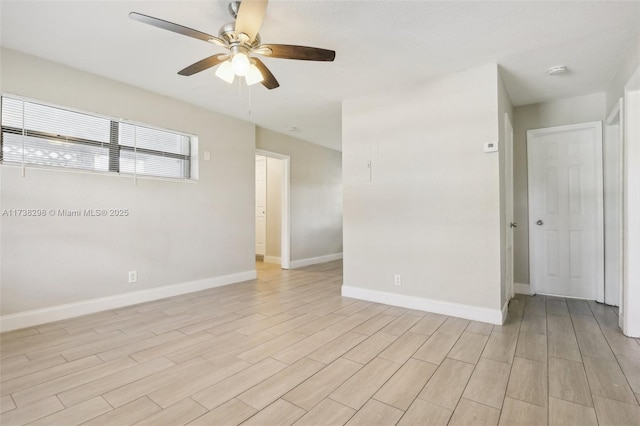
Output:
[255, 149, 291, 270]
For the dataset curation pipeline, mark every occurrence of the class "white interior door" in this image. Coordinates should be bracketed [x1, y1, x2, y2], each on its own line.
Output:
[505, 113, 515, 301]
[255, 155, 266, 256]
[527, 122, 604, 299]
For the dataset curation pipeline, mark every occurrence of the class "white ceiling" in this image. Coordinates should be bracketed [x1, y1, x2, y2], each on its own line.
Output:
[1, 1, 639, 151]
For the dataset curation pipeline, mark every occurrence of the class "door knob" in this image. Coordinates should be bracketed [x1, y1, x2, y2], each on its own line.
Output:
[536, 220, 544, 226]
[510, 222, 518, 228]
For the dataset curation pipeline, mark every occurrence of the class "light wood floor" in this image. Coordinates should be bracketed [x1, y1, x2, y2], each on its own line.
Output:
[1, 260, 639, 425]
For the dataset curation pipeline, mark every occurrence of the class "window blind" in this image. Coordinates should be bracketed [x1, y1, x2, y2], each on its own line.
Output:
[119, 122, 190, 179]
[1, 95, 193, 179]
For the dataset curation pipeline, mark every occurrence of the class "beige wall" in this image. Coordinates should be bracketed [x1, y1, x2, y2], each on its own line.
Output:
[512, 92, 607, 284]
[265, 157, 282, 259]
[0, 48, 256, 315]
[256, 128, 342, 262]
[342, 64, 503, 318]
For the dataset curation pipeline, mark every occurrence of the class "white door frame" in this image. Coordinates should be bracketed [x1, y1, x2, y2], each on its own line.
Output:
[504, 113, 515, 300]
[256, 149, 291, 270]
[603, 99, 624, 307]
[622, 66, 640, 337]
[527, 121, 604, 298]
[255, 155, 267, 256]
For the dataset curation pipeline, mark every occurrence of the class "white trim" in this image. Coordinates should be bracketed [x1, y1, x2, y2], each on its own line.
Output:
[281, 157, 291, 270]
[515, 282, 533, 295]
[501, 300, 509, 323]
[594, 122, 608, 301]
[341, 285, 504, 325]
[504, 112, 516, 303]
[289, 253, 343, 269]
[263, 256, 281, 264]
[255, 149, 291, 270]
[617, 97, 625, 329]
[622, 68, 640, 337]
[0, 270, 256, 333]
[603, 98, 624, 307]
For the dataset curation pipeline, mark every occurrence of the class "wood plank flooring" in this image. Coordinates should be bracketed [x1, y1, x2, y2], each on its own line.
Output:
[1, 260, 639, 425]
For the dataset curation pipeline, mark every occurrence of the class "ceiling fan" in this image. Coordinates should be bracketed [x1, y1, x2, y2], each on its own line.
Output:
[129, 0, 336, 90]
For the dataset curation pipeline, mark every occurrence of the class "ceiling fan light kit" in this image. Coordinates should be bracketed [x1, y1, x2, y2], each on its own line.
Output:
[245, 63, 264, 85]
[230, 52, 251, 76]
[129, 0, 335, 90]
[215, 61, 236, 83]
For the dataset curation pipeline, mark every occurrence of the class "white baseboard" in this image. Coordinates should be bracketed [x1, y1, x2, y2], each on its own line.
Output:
[263, 256, 281, 265]
[289, 253, 343, 269]
[0, 270, 257, 333]
[341, 285, 504, 325]
[515, 282, 533, 295]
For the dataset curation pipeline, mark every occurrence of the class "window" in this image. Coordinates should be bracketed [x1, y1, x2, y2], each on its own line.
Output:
[1, 95, 194, 179]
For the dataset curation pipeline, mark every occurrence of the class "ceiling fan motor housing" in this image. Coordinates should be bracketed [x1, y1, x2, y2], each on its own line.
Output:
[219, 22, 261, 47]
[219, 22, 236, 43]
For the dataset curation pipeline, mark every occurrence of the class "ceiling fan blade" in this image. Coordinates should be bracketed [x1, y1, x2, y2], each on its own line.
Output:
[129, 12, 227, 48]
[252, 58, 279, 89]
[256, 44, 335, 61]
[234, 0, 268, 43]
[178, 54, 229, 76]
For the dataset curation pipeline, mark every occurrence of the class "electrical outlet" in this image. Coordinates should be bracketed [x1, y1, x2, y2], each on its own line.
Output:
[128, 271, 137, 283]
[394, 274, 401, 286]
